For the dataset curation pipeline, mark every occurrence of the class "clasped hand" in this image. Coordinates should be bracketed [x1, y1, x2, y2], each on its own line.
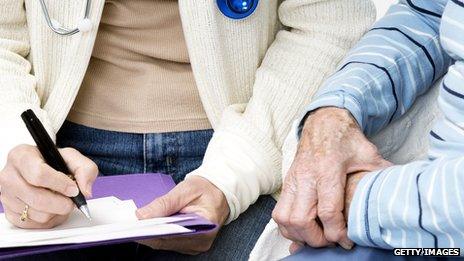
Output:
[273, 108, 392, 253]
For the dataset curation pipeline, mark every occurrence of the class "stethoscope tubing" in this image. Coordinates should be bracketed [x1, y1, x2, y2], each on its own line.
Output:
[39, 0, 91, 36]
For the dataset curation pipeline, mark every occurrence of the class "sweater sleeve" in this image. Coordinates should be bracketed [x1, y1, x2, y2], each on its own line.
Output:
[188, 0, 376, 223]
[299, 0, 452, 137]
[0, 1, 55, 169]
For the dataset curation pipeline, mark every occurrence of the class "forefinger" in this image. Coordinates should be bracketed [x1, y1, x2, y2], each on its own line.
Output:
[291, 187, 329, 247]
[10, 146, 79, 198]
[18, 161, 79, 198]
[317, 175, 353, 249]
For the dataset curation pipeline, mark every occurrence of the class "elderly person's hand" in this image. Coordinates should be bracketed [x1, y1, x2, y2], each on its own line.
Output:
[136, 176, 229, 255]
[273, 107, 391, 252]
[0, 145, 97, 229]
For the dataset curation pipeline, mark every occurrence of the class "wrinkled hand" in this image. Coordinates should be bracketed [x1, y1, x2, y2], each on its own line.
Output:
[136, 176, 229, 255]
[273, 107, 391, 253]
[0, 145, 97, 229]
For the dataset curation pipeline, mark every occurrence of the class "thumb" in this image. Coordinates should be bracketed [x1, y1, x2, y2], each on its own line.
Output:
[136, 182, 198, 220]
[366, 158, 393, 171]
[59, 148, 99, 198]
[350, 148, 393, 173]
[379, 158, 393, 168]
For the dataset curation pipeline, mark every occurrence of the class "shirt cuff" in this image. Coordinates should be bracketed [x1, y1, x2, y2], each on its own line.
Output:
[296, 92, 366, 138]
[347, 169, 392, 249]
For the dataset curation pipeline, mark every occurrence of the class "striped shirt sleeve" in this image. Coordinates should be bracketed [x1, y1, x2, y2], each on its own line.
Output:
[300, 0, 452, 136]
[349, 0, 464, 251]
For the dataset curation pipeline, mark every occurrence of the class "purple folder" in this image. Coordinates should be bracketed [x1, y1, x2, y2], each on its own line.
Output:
[0, 174, 216, 259]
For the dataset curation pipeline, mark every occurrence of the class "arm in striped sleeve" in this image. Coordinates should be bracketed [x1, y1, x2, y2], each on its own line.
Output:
[348, 157, 464, 250]
[349, 0, 464, 250]
[300, 0, 452, 136]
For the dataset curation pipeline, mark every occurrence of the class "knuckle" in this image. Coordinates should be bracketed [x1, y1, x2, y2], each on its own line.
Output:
[60, 147, 78, 155]
[5, 210, 26, 229]
[6, 150, 17, 164]
[29, 165, 47, 186]
[271, 209, 281, 221]
[325, 232, 343, 243]
[4, 210, 13, 221]
[7, 147, 23, 166]
[60, 200, 75, 215]
[10, 145, 35, 165]
[272, 211, 289, 226]
[0, 170, 9, 186]
[41, 220, 58, 229]
[36, 213, 54, 224]
[318, 208, 338, 222]
[156, 197, 170, 213]
[289, 215, 307, 228]
[30, 194, 45, 209]
[48, 215, 68, 228]
[85, 161, 99, 176]
[280, 229, 292, 240]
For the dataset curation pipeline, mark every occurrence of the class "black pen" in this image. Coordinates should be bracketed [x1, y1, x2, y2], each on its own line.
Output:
[21, 109, 91, 220]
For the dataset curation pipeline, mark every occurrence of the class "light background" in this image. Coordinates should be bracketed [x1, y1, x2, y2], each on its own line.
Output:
[373, 0, 397, 19]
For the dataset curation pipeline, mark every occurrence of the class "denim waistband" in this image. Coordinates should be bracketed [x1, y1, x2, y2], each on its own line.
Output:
[56, 121, 214, 183]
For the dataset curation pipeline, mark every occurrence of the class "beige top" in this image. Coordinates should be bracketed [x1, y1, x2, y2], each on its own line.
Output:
[68, 0, 211, 133]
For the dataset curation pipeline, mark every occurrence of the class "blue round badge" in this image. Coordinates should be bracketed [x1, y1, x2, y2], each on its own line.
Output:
[217, 0, 259, 20]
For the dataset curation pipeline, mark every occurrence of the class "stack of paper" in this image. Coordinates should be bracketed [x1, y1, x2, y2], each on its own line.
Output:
[0, 197, 193, 248]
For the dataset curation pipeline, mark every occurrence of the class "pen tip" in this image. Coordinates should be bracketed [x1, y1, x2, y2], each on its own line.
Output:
[80, 205, 92, 220]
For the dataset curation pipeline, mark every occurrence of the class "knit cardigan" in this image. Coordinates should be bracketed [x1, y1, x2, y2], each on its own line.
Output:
[0, 0, 374, 224]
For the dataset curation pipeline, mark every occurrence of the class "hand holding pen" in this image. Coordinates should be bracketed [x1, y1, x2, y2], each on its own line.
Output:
[0, 111, 97, 229]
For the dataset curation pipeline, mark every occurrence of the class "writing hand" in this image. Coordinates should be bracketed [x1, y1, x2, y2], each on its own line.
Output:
[0, 145, 97, 229]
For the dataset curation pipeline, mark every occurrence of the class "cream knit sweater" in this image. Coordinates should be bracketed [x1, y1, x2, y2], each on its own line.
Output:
[0, 0, 374, 225]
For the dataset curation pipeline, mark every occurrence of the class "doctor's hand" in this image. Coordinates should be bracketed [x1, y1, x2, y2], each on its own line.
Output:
[136, 176, 229, 255]
[273, 107, 391, 253]
[0, 145, 98, 229]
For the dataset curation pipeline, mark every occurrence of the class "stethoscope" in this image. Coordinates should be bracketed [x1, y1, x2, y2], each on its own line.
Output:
[39, 0, 259, 36]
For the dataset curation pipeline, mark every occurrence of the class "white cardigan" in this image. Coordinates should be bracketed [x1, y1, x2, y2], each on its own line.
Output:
[0, 0, 375, 225]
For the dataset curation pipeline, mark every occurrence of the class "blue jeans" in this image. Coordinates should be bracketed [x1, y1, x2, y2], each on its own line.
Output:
[56, 121, 214, 183]
[20, 121, 275, 261]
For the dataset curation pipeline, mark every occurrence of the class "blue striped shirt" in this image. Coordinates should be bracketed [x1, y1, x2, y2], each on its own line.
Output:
[303, 0, 464, 251]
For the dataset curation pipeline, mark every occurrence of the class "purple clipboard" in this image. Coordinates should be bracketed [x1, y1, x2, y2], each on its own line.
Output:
[0, 174, 217, 259]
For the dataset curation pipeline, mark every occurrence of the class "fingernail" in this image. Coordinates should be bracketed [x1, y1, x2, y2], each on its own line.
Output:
[66, 186, 79, 197]
[339, 240, 354, 250]
[289, 242, 303, 254]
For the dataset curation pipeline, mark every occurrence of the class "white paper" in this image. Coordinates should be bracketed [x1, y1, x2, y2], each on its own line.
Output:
[0, 197, 193, 248]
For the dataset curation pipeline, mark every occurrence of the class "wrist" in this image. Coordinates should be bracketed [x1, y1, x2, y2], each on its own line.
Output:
[213, 187, 229, 226]
[304, 107, 358, 130]
[299, 107, 361, 150]
[190, 176, 230, 226]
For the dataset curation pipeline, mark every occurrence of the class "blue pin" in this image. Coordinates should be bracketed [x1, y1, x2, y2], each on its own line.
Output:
[228, 0, 253, 14]
[217, 0, 259, 20]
